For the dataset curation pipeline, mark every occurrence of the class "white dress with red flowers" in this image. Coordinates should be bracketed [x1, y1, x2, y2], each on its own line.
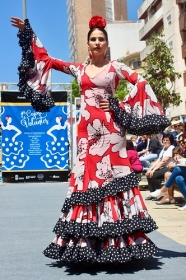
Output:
[17, 20, 170, 263]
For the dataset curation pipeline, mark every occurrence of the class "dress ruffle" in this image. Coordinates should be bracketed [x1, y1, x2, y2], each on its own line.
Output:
[43, 171, 158, 262]
[109, 97, 170, 135]
[17, 19, 55, 112]
[53, 215, 158, 239]
[43, 240, 157, 263]
[62, 172, 140, 212]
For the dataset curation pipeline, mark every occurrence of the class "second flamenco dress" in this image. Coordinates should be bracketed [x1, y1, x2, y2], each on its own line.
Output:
[17, 19, 170, 263]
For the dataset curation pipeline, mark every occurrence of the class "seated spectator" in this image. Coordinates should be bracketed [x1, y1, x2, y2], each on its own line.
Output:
[151, 165, 186, 210]
[145, 133, 175, 200]
[130, 135, 138, 149]
[140, 134, 163, 170]
[126, 140, 143, 173]
[171, 120, 183, 143]
[177, 134, 186, 156]
[164, 124, 177, 139]
[154, 146, 183, 205]
[182, 135, 186, 158]
[136, 135, 149, 156]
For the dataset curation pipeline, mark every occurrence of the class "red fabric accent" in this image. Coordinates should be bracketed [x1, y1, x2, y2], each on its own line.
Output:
[89, 16, 106, 29]
[71, 205, 82, 220]
[125, 235, 133, 245]
[92, 203, 97, 222]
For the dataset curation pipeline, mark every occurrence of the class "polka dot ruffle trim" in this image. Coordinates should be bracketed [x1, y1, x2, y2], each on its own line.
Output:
[62, 172, 140, 212]
[43, 241, 158, 263]
[53, 215, 158, 239]
[17, 19, 55, 112]
[109, 97, 171, 135]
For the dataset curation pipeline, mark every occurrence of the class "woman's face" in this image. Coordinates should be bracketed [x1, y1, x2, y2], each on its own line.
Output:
[87, 29, 108, 57]
[141, 135, 147, 142]
[162, 137, 171, 148]
[183, 138, 186, 149]
[177, 135, 184, 147]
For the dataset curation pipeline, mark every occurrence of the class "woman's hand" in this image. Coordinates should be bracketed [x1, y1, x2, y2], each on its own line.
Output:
[10, 17, 24, 31]
[100, 99, 111, 112]
[146, 169, 154, 178]
[167, 162, 176, 170]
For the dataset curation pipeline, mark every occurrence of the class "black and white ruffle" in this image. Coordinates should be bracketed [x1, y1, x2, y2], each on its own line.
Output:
[53, 215, 158, 239]
[43, 241, 158, 263]
[109, 97, 171, 135]
[17, 19, 55, 112]
[62, 172, 140, 212]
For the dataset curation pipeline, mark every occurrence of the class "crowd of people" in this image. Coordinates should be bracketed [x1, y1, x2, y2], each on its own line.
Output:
[127, 120, 186, 211]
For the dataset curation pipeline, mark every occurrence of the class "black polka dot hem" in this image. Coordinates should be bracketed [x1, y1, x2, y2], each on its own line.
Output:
[109, 97, 171, 135]
[43, 241, 158, 263]
[62, 172, 140, 212]
[53, 214, 158, 239]
[17, 19, 55, 112]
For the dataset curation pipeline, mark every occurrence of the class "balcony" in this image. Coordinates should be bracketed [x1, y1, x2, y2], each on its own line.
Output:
[183, 72, 186, 87]
[139, 6, 163, 40]
[70, 46, 76, 60]
[177, 0, 186, 4]
[138, 0, 154, 19]
[140, 45, 153, 61]
[179, 12, 186, 31]
[138, 0, 162, 20]
[182, 42, 186, 59]
[68, 19, 74, 32]
[68, 27, 75, 41]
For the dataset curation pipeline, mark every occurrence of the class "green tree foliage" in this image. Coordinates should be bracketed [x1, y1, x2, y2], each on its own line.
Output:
[71, 77, 130, 103]
[71, 79, 80, 104]
[114, 80, 130, 101]
[143, 32, 181, 110]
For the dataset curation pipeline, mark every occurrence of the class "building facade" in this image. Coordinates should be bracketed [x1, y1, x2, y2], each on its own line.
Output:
[138, 0, 186, 120]
[66, 0, 128, 62]
[107, 21, 145, 64]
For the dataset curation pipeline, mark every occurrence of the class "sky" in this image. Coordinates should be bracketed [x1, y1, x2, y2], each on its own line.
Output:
[0, 0, 143, 84]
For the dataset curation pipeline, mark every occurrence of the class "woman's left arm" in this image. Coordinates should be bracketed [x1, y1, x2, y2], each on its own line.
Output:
[152, 156, 171, 171]
[108, 61, 170, 135]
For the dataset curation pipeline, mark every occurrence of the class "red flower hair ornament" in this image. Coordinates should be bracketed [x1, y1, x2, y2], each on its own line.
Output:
[89, 15, 106, 29]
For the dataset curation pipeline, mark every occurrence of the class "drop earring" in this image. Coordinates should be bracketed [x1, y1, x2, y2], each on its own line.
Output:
[104, 48, 108, 59]
[88, 47, 92, 59]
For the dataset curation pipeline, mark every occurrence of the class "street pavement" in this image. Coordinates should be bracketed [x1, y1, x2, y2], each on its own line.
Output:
[0, 181, 186, 280]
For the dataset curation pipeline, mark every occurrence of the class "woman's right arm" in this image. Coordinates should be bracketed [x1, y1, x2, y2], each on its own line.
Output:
[11, 17, 80, 74]
[11, 17, 80, 111]
[10, 17, 24, 30]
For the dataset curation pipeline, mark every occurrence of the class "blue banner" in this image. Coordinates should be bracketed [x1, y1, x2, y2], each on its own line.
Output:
[1, 91, 69, 182]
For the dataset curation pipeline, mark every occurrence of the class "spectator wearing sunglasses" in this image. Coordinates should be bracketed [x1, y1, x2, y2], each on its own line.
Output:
[177, 134, 186, 157]
[171, 120, 183, 142]
[145, 133, 175, 200]
[150, 163, 186, 211]
[153, 146, 183, 205]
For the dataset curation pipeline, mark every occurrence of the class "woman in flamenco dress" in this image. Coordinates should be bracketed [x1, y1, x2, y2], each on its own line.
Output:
[11, 15, 170, 264]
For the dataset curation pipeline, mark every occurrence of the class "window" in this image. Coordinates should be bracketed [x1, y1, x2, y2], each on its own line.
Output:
[169, 41, 173, 50]
[133, 61, 141, 69]
[167, 14, 172, 25]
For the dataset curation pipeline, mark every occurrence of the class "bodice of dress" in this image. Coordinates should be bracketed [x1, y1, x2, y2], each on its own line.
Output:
[17, 20, 170, 135]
